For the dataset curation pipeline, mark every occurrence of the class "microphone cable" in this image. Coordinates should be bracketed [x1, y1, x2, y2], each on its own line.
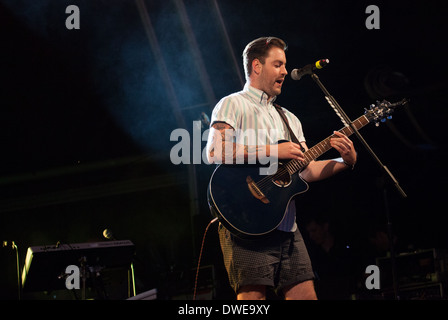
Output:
[193, 217, 218, 300]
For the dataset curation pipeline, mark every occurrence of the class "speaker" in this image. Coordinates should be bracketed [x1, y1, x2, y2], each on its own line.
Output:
[382, 282, 445, 300]
[376, 248, 447, 289]
[376, 248, 448, 300]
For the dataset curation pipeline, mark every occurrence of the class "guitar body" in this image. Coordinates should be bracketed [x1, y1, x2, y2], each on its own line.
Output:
[207, 163, 309, 238]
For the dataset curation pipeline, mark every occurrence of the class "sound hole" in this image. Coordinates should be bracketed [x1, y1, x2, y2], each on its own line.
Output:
[272, 167, 291, 187]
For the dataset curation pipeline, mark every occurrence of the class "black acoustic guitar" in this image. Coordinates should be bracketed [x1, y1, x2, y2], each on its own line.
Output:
[207, 99, 406, 238]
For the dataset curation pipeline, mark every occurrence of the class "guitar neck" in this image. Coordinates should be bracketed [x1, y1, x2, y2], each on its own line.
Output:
[287, 115, 370, 172]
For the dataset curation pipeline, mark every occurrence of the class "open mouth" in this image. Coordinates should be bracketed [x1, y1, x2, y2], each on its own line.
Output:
[275, 79, 284, 85]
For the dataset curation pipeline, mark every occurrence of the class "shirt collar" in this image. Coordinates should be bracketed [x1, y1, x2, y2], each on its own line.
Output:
[243, 83, 277, 106]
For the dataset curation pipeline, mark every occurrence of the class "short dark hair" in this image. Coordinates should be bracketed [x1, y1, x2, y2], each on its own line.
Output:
[242, 37, 287, 81]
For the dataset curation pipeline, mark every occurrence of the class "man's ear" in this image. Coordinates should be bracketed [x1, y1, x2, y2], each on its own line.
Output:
[252, 58, 262, 75]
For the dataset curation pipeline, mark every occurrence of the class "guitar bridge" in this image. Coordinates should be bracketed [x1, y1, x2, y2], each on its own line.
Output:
[246, 176, 270, 204]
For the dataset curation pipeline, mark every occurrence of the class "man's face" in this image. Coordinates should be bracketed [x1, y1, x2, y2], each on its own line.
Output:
[257, 47, 288, 99]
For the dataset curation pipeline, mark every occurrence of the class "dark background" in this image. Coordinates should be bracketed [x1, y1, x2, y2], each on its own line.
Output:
[1, 0, 447, 300]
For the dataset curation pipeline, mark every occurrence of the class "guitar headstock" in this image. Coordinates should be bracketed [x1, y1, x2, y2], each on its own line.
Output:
[364, 98, 408, 126]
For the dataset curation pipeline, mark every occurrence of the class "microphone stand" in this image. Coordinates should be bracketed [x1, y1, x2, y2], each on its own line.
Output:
[309, 72, 407, 300]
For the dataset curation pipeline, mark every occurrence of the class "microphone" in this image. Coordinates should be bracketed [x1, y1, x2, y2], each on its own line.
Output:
[102, 228, 116, 240]
[291, 59, 329, 81]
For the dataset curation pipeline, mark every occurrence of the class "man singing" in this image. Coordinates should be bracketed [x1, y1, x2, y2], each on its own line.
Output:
[206, 37, 357, 300]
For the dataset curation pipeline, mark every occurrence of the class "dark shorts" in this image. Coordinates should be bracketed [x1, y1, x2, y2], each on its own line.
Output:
[218, 223, 315, 294]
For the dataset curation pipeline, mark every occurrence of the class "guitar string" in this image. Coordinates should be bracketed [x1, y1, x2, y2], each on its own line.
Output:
[255, 135, 333, 190]
[253, 117, 367, 192]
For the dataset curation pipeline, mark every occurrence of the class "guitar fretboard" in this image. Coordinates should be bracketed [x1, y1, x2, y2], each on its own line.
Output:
[285, 115, 370, 173]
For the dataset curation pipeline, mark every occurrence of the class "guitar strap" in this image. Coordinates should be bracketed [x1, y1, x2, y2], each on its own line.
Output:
[273, 103, 305, 152]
